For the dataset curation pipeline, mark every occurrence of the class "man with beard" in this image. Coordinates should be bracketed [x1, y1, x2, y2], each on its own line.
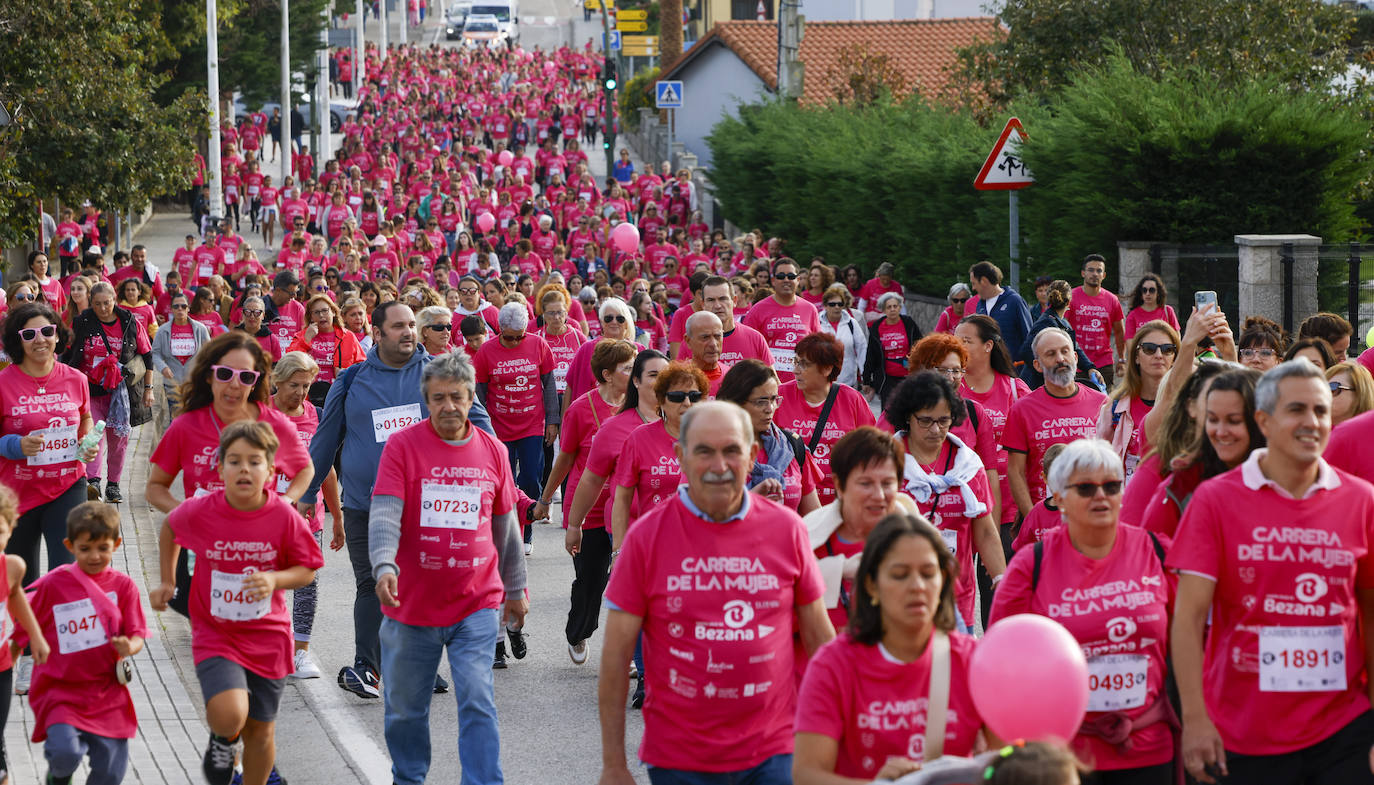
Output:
[1002, 328, 1107, 517]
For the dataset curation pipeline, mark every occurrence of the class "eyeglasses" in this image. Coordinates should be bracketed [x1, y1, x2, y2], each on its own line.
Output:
[935, 367, 965, 378]
[211, 365, 262, 386]
[173, 304, 192, 311]
[913, 415, 953, 430]
[773, 272, 798, 280]
[458, 288, 479, 295]
[950, 297, 969, 305]
[310, 309, 334, 317]
[750, 395, 783, 409]
[1330, 381, 1353, 396]
[1066, 481, 1123, 498]
[825, 301, 844, 308]
[12, 294, 35, 302]
[241, 308, 262, 316]
[1240, 348, 1276, 359]
[663, 390, 704, 404]
[426, 323, 453, 331]
[1140, 287, 1157, 294]
[18, 325, 56, 342]
[1138, 342, 1178, 356]
[603, 314, 627, 324]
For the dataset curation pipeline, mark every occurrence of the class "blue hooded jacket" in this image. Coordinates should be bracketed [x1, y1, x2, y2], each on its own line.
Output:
[304, 346, 493, 509]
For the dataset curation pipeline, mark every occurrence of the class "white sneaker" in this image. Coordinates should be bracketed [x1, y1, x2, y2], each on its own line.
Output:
[14, 654, 32, 695]
[524, 542, 533, 556]
[568, 640, 588, 665]
[291, 649, 322, 679]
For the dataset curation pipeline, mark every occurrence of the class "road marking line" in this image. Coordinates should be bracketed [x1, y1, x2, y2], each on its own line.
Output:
[302, 678, 394, 784]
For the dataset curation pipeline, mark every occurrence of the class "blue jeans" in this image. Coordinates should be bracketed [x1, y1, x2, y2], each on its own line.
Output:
[381, 609, 503, 785]
[506, 435, 544, 544]
[648, 754, 793, 785]
[45, 723, 129, 785]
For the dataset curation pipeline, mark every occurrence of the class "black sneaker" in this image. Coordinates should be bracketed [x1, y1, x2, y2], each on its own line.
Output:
[202, 732, 239, 785]
[104, 482, 122, 503]
[86, 478, 101, 501]
[231, 767, 287, 785]
[336, 659, 380, 699]
[493, 641, 508, 670]
[630, 675, 645, 710]
[507, 626, 527, 660]
[46, 772, 73, 785]
[433, 672, 449, 694]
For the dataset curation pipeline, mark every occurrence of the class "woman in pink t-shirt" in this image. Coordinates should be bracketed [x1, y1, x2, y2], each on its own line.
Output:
[991, 438, 1175, 782]
[715, 359, 823, 516]
[1096, 320, 1179, 482]
[934, 283, 972, 335]
[1123, 273, 1180, 340]
[795, 514, 988, 782]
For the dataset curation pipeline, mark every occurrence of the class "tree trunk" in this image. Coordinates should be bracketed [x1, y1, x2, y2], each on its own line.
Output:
[660, 0, 682, 71]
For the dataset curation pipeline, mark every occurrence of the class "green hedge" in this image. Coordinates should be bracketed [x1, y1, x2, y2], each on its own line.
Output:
[619, 65, 660, 131]
[705, 57, 1371, 296]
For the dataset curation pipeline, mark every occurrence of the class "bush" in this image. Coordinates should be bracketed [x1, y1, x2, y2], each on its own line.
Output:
[706, 56, 1372, 297]
[619, 65, 660, 131]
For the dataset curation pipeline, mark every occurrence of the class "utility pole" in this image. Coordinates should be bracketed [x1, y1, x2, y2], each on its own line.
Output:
[207, 0, 224, 222]
[355, 0, 364, 98]
[281, 0, 292, 184]
[399, 0, 408, 45]
[381, 0, 390, 58]
[776, 0, 802, 99]
[317, 4, 332, 174]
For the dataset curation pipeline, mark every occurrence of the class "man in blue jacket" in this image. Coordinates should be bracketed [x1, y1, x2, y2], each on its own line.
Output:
[969, 260, 1033, 359]
[298, 300, 495, 698]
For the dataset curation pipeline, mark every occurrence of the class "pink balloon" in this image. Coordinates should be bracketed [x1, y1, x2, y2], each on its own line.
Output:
[476, 212, 496, 233]
[970, 614, 1089, 743]
[497, 150, 514, 166]
[609, 223, 640, 254]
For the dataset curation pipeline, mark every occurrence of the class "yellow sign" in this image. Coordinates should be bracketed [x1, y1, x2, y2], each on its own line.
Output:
[621, 34, 658, 45]
[618, 8, 648, 19]
[584, 0, 614, 10]
[617, 20, 648, 31]
[622, 45, 659, 56]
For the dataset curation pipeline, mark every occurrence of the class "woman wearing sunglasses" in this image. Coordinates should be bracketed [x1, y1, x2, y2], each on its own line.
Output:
[286, 295, 364, 407]
[562, 297, 640, 410]
[150, 291, 212, 414]
[64, 281, 156, 504]
[1123, 273, 1179, 340]
[610, 362, 709, 551]
[147, 331, 314, 616]
[1096, 320, 1180, 483]
[0, 302, 98, 583]
[935, 282, 972, 335]
[991, 438, 1175, 785]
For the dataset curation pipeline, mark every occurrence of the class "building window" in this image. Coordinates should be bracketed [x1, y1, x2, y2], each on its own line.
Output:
[731, 0, 772, 19]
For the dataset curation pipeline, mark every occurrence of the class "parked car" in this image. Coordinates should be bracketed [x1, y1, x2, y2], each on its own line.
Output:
[461, 14, 508, 48]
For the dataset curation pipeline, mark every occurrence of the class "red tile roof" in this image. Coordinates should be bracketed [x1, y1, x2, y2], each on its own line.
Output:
[664, 17, 1001, 104]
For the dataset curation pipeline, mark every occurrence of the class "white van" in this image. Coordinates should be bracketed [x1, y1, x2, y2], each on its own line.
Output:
[468, 0, 518, 41]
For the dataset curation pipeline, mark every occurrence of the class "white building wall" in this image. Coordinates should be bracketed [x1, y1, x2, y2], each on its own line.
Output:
[675, 44, 773, 168]
[799, 0, 989, 20]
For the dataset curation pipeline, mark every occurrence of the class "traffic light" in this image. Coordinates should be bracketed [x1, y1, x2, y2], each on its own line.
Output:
[602, 60, 618, 91]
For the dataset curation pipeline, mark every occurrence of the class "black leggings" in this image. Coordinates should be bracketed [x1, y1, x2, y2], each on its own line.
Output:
[566, 527, 612, 646]
[9, 479, 83, 587]
[0, 667, 11, 771]
[1081, 763, 1171, 785]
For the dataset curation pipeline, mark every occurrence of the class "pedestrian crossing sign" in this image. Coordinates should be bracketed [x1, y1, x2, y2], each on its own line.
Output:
[655, 81, 683, 109]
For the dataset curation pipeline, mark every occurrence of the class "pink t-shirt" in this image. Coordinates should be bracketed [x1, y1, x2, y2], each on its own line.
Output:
[77, 320, 151, 380]
[270, 300, 306, 349]
[584, 410, 652, 530]
[559, 390, 621, 525]
[1003, 385, 1109, 505]
[275, 403, 323, 533]
[308, 331, 341, 383]
[1123, 305, 1179, 339]
[536, 327, 587, 394]
[1325, 410, 1374, 479]
[905, 440, 993, 624]
[858, 278, 902, 314]
[613, 419, 683, 520]
[677, 324, 774, 372]
[0, 363, 91, 514]
[991, 525, 1174, 770]
[795, 632, 983, 777]
[168, 491, 324, 679]
[961, 374, 1031, 524]
[1118, 452, 1165, 527]
[472, 333, 554, 441]
[668, 303, 696, 348]
[1358, 347, 1374, 378]
[16, 565, 147, 741]
[774, 381, 875, 505]
[877, 320, 909, 376]
[150, 404, 311, 497]
[742, 298, 821, 382]
[603, 493, 826, 772]
[1011, 499, 1061, 551]
[1067, 287, 1124, 369]
[372, 420, 515, 628]
[1167, 460, 1374, 755]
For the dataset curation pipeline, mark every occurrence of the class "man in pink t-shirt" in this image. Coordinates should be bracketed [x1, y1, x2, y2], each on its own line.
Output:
[1067, 254, 1126, 387]
[265, 272, 305, 349]
[1003, 328, 1107, 516]
[680, 277, 774, 377]
[667, 271, 709, 359]
[598, 401, 834, 784]
[1169, 359, 1374, 784]
[370, 352, 528, 785]
[742, 258, 821, 382]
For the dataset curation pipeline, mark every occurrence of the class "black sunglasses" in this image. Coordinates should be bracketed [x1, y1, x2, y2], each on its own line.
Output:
[1138, 342, 1178, 356]
[602, 314, 627, 324]
[426, 323, 453, 331]
[1066, 481, 1123, 498]
[773, 272, 798, 280]
[663, 390, 704, 404]
[824, 301, 843, 308]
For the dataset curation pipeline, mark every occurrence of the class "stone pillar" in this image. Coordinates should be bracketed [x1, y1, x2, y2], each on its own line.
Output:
[1235, 234, 1320, 330]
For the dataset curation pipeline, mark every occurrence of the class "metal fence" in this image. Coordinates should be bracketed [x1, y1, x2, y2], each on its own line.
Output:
[1151, 244, 1240, 326]
[1311, 243, 1373, 346]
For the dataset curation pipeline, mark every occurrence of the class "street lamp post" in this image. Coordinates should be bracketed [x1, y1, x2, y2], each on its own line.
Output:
[597, 0, 615, 178]
[207, 0, 224, 222]
[281, 0, 292, 183]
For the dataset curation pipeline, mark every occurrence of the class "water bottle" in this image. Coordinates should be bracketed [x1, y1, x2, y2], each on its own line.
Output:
[78, 420, 106, 455]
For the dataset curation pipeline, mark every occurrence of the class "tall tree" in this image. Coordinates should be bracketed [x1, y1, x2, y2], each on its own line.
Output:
[661, 0, 682, 71]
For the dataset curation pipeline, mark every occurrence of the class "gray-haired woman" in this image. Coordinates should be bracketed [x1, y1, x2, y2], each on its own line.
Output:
[936, 282, 972, 334]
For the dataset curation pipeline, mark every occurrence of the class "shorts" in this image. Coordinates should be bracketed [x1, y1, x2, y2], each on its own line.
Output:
[195, 656, 286, 722]
[259, 205, 279, 221]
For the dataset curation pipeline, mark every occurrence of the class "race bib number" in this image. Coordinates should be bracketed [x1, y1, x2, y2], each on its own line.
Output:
[29, 425, 78, 466]
[54, 598, 106, 654]
[198, 264, 213, 280]
[372, 403, 422, 443]
[420, 481, 482, 530]
[554, 364, 569, 393]
[275, 473, 290, 494]
[210, 570, 270, 621]
[1086, 654, 1148, 711]
[772, 348, 796, 373]
[1259, 626, 1346, 692]
[939, 528, 958, 556]
[0, 604, 12, 649]
[171, 336, 196, 357]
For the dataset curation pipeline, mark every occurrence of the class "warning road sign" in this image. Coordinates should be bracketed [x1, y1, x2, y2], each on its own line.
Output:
[973, 117, 1033, 190]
